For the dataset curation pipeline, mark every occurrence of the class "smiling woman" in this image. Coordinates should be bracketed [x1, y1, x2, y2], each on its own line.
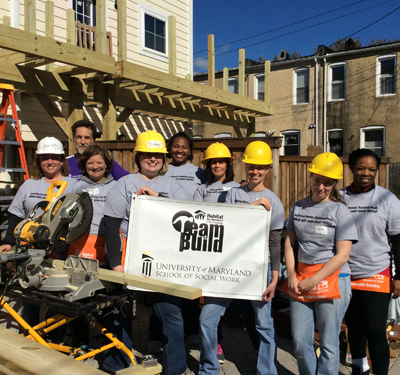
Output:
[0, 137, 76, 255]
[341, 148, 400, 375]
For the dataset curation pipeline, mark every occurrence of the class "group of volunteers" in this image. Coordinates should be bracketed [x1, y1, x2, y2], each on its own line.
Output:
[1, 121, 399, 375]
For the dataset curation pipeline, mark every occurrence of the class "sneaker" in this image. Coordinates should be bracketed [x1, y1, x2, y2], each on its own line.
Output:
[217, 343, 225, 364]
[186, 334, 200, 347]
[147, 340, 162, 354]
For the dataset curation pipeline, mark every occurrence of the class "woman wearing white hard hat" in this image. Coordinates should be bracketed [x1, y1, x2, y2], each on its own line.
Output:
[198, 141, 285, 375]
[103, 130, 188, 375]
[0, 137, 76, 254]
[194, 142, 239, 202]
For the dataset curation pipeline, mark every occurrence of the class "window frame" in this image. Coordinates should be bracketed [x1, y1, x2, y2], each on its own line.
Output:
[293, 68, 309, 105]
[228, 78, 238, 94]
[71, 0, 97, 27]
[360, 126, 386, 157]
[254, 74, 265, 101]
[139, 3, 169, 63]
[328, 62, 346, 101]
[327, 128, 344, 156]
[280, 130, 300, 156]
[376, 54, 397, 97]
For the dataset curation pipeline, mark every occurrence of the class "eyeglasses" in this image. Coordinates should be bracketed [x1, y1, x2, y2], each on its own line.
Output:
[141, 152, 164, 159]
[310, 176, 336, 187]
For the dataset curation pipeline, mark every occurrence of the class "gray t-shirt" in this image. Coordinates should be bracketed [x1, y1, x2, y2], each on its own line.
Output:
[71, 175, 116, 236]
[285, 196, 358, 274]
[103, 173, 188, 237]
[194, 180, 240, 203]
[8, 176, 77, 219]
[340, 185, 400, 278]
[226, 185, 285, 231]
[165, 163, 206, 200]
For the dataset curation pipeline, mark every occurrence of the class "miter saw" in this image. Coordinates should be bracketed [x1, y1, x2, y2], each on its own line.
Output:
[0, 180, 107, 301]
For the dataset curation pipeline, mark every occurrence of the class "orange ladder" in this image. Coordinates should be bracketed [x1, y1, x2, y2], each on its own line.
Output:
[0, 84, 29, 181]
[0, 84, 29, 233]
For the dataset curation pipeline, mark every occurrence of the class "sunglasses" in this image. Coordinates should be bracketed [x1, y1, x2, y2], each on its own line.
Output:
[310, 176, 336, 187]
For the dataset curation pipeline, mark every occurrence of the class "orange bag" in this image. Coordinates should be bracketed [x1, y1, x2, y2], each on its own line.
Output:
[351, 274, 391, 293]
[68, 234, 106, 264]
[281, 262, 341, 302]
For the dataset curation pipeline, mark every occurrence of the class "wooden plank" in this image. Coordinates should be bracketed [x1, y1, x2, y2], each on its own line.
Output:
[24, 0, 36, 33]
[0, 327, 104, 375]
[115, 87, 251, 129]
[223, 67, 228, 91]
[168, 16, 176, 76]
[116, 61, 274, 116]
[117, 0, 127, 61]
[207, 34, 215, 87]
[289, 162, 297, 210]
[35, 93, 71, 139]
[52, 260, 202, 300]
[45, 1, 55, 72]
[3, 16, 11, 27]
[264, 60, 270, 105]
[0, 62, 25, 83]
[271, 147, 280, 196]
[66, 9, 75, 45]
[0, 24, 115, 74]
[238, 49, 245, 96]
[96, 0, 106, 55]
[68, 78, 84, 155]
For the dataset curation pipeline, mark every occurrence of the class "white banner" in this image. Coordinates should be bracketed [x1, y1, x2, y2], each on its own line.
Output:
[124, 196, 270, 300]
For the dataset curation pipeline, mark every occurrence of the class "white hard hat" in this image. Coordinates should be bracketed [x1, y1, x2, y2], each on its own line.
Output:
[36, 137, 64, 155]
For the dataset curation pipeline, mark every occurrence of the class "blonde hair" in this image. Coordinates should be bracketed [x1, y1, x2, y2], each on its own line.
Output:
[133, 151, 168, 176]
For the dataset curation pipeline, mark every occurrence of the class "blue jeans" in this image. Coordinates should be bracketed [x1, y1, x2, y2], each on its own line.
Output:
[151, 293, 187, 375]
[101, 297, 134, 374]
[199, 265, 277, 375]
[290, 276, 351, 375]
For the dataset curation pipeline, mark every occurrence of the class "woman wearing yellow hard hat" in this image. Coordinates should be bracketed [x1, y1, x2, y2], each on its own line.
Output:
[103, 130, 188, 374]
[194, 142, 239, 202]
[198, 141, 285, 375]
[282, 152, 358, 375]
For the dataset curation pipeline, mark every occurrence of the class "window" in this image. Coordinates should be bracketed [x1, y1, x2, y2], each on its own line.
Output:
[255, 74, 265, 101]
[377, 55, 396, 96]
[281, 130, 300, 155]
[329, 63, 346, 101]
[294, 68, 309, 104]
[360, 126, 385, 157]
[328, 129, 344, 156]
[214, 132, 232, 138]
[255, 131, 267, 137]
[72, 0, 96, 26]
[139, 4, 168, 62]
[228, 78, 238, 94]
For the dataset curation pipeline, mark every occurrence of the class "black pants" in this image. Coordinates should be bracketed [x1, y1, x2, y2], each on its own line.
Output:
[345, 289, 391, 375]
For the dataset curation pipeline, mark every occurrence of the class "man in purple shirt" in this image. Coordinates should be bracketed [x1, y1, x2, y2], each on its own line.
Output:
[67, 120, 130, 181]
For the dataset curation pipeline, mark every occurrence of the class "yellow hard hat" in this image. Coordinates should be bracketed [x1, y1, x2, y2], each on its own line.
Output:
[134, 130, 167, 153]
[201, 142, 235, 165]
[308, 152, 343, 179]
[242, 141, 273, 165]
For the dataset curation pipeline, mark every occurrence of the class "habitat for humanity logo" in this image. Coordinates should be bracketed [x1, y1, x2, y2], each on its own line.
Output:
[172, 210, 224, 252]
[141, 252, 154, 277]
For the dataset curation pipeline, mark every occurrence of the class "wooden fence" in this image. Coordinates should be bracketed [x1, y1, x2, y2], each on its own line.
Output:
[389, 162, 400, 199]
[12, 139, 390, 216]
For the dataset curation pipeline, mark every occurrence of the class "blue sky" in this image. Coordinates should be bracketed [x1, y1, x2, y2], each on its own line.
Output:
[193, 0, 400, 73]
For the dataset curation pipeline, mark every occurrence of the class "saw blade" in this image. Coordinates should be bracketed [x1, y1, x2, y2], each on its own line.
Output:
[64, 191, 93, 244]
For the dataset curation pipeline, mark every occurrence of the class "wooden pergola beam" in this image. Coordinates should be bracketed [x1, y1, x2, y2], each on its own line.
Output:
[0, 24, 115, 74]
[115, 61, 274, 116]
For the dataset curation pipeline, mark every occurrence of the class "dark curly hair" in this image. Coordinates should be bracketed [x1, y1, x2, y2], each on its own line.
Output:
[167, 132, 194, 161]
[78, 144, 114, 178]
[32, 154, 69, 179]
[348, 148, 381, 170]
